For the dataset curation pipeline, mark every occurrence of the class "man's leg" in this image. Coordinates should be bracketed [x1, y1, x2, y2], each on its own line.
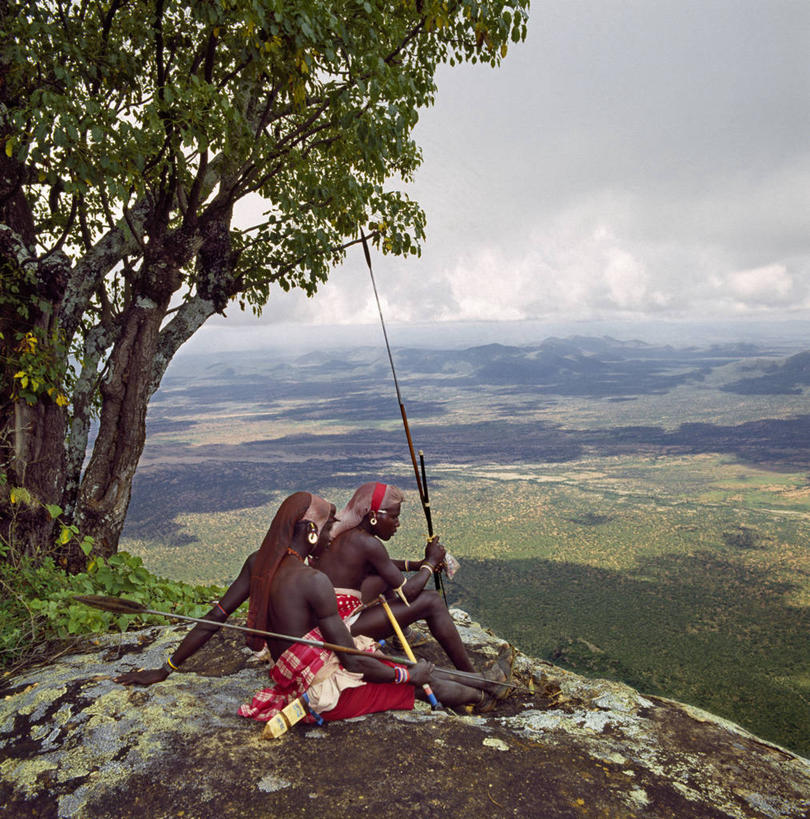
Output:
[417, 659, 513, 709]
[351, 590, 475, 672]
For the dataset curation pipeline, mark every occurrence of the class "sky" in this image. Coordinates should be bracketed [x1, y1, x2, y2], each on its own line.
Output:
[187, 0, 810, 353]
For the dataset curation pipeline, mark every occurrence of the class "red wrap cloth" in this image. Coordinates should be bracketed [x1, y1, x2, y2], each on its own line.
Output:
[238, 626, 329, 722]
[238, 626, 414, 723]
[335, 589, 363, 622]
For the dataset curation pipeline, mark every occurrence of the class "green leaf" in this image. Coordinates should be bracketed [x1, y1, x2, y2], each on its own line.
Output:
[10, 487, 33, 506]
[45, 504, 63, 519]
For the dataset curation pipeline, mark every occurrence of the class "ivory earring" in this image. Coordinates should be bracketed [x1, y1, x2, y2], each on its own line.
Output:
[369, 514, 377, 527]
[307, 522, 319, 545]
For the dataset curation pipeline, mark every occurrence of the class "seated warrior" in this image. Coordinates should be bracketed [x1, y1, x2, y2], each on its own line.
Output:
[117, 491, 509, 721]
[309, 481, 477, 673]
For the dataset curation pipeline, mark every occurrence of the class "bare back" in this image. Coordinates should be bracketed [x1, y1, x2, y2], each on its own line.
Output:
[266, 558, 347, 660]
[313, 527, 401, 592]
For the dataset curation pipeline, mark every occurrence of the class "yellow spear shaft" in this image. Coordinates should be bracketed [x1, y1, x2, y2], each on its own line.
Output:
[378, 594, 442, 709]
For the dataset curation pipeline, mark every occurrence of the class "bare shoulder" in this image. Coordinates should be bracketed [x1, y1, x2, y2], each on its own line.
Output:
[361, 534, 394, 568]
[301, 565, 337, 598]
[333, 527, 367, 551]
[301, 566, 339, 617]
[339, 527, 384, 557]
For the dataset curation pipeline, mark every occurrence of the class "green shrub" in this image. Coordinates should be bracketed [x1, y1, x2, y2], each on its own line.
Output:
[0, 550, 227, 672]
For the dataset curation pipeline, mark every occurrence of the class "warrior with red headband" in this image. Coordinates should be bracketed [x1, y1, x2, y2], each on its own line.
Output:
[117, 491, 508, 720]
[310, 481, 478, 673]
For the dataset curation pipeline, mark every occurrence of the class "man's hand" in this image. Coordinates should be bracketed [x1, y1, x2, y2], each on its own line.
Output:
[115, 668, 170, 687]
[424, 536, 446, 568]
[408, 658, 435, 686]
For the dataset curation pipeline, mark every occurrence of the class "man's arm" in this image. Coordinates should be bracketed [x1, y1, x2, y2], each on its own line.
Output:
[116, 552, 256, 686]
[364, 536, 445, 603]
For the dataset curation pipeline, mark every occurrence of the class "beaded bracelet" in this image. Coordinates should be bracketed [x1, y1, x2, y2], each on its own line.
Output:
[392, 665, 410, 685]
[420, 562, 434, 575]
[163, 656, 179, 674]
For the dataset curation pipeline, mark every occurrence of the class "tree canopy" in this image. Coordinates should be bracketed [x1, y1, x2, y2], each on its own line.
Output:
[0, 0, 529, 566]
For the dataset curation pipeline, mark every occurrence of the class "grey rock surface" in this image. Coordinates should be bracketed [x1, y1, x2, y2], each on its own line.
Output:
[1, 609, 808, 818]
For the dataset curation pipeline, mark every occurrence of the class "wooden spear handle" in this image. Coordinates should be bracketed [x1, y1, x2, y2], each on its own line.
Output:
[378, 595, 442, 710]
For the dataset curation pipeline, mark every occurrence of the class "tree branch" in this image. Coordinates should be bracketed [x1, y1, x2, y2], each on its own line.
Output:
[150, 294, 217, 395]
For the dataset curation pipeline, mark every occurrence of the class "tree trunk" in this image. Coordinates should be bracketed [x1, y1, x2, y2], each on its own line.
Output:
[0, 227, 71, 564]
[0, 400, 67, 564]
[2, 205, 231, 569]
[71, 294, 169, 566]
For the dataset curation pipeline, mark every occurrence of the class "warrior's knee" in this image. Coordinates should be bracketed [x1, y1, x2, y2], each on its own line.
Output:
[420, 589, 445, 615]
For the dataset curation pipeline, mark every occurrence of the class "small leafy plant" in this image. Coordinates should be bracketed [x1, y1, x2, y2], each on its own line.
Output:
[0, 549, 227, 672]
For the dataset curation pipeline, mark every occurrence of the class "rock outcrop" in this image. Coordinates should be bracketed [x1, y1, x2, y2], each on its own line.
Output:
[2, 610, 809, 818]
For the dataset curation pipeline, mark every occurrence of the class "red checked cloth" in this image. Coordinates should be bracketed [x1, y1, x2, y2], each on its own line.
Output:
[238, 626, 383, 722]
[238, 627, 329, 722]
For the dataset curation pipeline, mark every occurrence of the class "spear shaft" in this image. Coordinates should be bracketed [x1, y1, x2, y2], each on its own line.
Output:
[361, 230, 428, 504]
[75, 595, 379, 660]
[360, 230, 441, 593]
[75, 595, 531, 692]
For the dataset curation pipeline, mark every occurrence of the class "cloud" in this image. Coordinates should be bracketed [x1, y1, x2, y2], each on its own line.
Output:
[216, 0, 810, 338]
[727, 265, 792, 300]
[704, 264, 810, 313]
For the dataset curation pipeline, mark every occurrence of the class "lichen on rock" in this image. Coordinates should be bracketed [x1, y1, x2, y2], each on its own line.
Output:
[1, 610, 808, 818]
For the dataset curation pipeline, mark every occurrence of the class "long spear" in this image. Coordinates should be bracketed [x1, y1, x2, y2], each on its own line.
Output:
[75, 595, 530, 691]
[360, 230, 443, 596]
[75, 595, 374, 657]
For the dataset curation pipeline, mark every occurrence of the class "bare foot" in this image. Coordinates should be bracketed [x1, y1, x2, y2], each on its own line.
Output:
[477, 643, 515, 711]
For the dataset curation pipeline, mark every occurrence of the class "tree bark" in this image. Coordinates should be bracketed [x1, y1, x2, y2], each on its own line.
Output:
[70, 223, 206, 565]
[0, 234, 70, 563]
[72, 294, 169, 565]
[2, 400, 67, 563]
[1, 160, 237, 568]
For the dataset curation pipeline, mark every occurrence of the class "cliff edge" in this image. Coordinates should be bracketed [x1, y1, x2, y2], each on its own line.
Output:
[2, 609, 808, 818]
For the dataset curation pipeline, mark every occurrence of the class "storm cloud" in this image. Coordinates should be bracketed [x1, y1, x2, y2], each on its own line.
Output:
[204, 0, 810, 343]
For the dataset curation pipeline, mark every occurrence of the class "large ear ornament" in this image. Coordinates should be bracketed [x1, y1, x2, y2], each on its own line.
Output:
[307, 522, 319, 545]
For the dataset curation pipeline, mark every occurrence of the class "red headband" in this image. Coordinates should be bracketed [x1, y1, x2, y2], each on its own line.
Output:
[370, 482, 387, 513]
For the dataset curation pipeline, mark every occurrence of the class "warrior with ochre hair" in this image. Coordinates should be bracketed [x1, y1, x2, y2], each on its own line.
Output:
[309, 481, 478, 673]
[117, 491, 510, 722]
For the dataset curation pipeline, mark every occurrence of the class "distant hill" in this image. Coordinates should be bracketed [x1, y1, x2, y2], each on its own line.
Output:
[721, 351, 810, 395]
[390, 336, 770, 397]
[155, 335, 778, 403]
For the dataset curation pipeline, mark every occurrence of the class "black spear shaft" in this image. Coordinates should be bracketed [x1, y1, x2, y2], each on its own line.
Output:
[418, 449, 434, 536]
[360, 229, 447, 605]
[361, 230, 427, 503]
[361, 230, 442, 593]
[420, 449, 446, 601]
